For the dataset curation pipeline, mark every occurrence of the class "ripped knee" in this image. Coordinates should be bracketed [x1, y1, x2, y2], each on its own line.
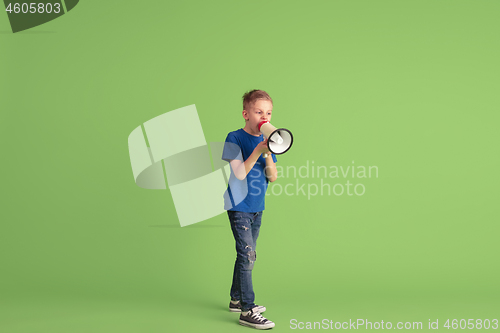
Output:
[243, 245, 257, 264]
[248, 250, 256, 262]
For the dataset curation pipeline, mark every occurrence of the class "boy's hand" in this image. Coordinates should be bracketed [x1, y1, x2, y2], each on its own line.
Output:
[254, 138, 270, 155]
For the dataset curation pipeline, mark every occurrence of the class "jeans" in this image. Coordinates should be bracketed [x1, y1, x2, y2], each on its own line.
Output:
[228, 210, 263, 312]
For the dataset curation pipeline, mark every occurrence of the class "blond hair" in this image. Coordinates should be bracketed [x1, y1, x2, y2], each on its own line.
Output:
[242, 89, 273, 111]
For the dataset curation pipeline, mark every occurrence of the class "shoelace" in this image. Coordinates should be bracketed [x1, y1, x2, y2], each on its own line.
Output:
[251, 311, 267, 322]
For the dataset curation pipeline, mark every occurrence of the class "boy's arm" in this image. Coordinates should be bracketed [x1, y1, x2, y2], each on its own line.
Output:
[230, 139, 270, 181]
[264, 154, 278, 182]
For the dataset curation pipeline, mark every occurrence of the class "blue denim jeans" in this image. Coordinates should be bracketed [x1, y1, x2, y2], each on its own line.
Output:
[228, 210, 263, 312]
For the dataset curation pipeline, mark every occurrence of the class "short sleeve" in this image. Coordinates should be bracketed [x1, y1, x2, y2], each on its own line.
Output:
[222, 133, 243, 162]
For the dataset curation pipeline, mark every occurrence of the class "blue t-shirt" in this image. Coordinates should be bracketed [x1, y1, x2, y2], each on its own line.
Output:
[222, 128, 278, 212]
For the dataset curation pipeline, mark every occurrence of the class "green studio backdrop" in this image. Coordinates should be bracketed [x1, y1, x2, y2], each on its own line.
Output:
[1, 1, 499, 332]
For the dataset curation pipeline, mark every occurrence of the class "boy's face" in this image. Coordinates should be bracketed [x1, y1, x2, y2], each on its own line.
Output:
[243, 99, 273, 133]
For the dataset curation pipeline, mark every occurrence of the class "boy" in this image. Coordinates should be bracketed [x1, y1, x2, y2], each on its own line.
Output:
[222, 90, 278, 330]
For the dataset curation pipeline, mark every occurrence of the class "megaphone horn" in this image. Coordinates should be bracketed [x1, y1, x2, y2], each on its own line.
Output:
[258, 121, 294, 156]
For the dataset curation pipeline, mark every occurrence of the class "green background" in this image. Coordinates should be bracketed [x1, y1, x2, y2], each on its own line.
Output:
[1, 1, 499, 332]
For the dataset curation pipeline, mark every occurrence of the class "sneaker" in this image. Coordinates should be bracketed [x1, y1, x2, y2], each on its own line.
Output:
[239, 307, 275, 329]
[229, 300, 266, 313]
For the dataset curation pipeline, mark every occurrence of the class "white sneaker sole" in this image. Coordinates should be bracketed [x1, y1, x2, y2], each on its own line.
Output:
[239, 319, 275, 329]
[230, 306, 266, 313]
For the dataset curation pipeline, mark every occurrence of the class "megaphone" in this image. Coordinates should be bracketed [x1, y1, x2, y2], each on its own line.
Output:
[258, 121, 294, 157]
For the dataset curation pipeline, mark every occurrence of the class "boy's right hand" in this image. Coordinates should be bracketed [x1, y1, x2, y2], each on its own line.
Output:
[254, 138, 270, 155]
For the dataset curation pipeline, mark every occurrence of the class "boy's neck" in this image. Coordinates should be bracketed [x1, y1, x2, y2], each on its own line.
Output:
[243, 124, 261, 137]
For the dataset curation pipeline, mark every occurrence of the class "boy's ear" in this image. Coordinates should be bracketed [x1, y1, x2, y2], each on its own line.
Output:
[242, 110, 249, 121]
